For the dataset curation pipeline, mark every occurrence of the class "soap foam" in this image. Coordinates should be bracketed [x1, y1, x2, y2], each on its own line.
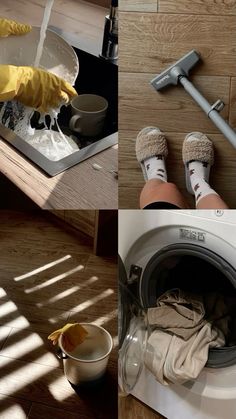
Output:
[25, 129, 78, 161]
[17, 106, 79, 161]
[0, 101, 79, 161]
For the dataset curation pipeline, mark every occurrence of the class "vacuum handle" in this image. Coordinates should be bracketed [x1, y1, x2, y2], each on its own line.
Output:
[180, 76, 236, 149]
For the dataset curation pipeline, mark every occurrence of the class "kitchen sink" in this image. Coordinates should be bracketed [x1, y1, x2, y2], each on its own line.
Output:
[58, 45, 118, 142]
[0, 30, 118, 177]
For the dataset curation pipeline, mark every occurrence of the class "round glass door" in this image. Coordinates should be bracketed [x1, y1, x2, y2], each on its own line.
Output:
[119, 313, 148, 393]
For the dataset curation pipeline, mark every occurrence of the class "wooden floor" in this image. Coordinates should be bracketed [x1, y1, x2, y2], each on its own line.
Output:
[119, 0, 236, 208]
[119, 394, 165, 419]
[0, 211, 117, 419]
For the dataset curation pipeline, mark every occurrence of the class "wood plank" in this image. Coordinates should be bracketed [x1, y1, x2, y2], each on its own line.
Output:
[83, 254, 117, 279]
[119, 73, 230, 132]
[0, 211, 91, 278]
[119, 395, 165, 419]
[119, 130, 236, 208]
[50, 211, 65, 222]
[229, 77, 236, 127]
[0, 215, 94, 312]
[119, 0, 157, 12]
[0, 327, 12, 350]
[0, 393, 31, 419]
[0, 300, 70, 334]
[28, 404, 80, 419]
[0, 226, 115, 313]
[0, 141, 118, 209]
[159, 0, 236, 15]
[119, 186, 143, 210]
[0, 356, 91, 413]
[0, 263, 106, 313]
[85, 0, 110, 8]
[0, 328, 61, 368]
[0, 211, 117, 419]
[119, 12, 236, 76]
[0, 0, 106, 30]
[0, 0, 107, 55]
[64, 210, 96, 238]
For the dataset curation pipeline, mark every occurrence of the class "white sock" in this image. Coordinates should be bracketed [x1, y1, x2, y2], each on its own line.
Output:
[188, 161, 218, 204]
[143, 155, 167, 182]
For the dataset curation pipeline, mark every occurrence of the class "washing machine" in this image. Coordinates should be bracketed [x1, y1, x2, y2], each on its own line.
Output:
[118, 210, 236, 419]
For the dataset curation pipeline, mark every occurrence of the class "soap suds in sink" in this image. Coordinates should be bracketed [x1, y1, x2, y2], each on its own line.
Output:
[0, 101, 79, 161]
[25, 129, 78, 161]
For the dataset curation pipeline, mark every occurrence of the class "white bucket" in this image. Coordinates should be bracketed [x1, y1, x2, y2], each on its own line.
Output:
[59, 323, 113, 386]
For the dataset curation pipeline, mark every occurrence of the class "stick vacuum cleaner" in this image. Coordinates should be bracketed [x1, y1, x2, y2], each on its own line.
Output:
[151, 50, 236, 149]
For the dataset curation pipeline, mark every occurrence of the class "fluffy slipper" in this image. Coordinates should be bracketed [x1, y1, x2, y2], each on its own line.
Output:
[182, 132, 214, 194]
[136, 127, 168, 181]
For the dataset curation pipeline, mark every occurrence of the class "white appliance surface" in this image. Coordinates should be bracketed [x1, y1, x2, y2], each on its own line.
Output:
[119, 210, 236, 263]
[133, 366, 236, 419]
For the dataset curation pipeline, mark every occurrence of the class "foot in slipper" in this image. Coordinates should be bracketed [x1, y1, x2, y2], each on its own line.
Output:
[182, 132, 218, 204]
[136, 127, 168, 182]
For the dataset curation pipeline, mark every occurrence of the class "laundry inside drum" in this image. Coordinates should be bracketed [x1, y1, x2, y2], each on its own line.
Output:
[141, 249, 236, 368]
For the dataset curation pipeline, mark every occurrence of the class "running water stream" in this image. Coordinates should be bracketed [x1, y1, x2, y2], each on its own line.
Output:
[32, 0, 77, 159]
[34, 0, 55, 67]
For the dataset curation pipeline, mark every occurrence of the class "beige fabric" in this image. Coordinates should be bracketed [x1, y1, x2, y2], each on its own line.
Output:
[147, 289, 206, 340]
[136, 127, 168, 163]
[145, 289, 228, 385]
[182, 132, 214, 166]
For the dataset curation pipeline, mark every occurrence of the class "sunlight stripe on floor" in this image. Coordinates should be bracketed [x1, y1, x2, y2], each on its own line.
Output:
[14, 255, 72, 281]
[25, 265, 84, 294]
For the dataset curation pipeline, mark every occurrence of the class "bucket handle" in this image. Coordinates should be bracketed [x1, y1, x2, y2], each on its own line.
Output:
[56, 348, 68, 359]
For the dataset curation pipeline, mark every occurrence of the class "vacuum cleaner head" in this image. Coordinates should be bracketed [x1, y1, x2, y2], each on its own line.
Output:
[151, 50, 200, 91]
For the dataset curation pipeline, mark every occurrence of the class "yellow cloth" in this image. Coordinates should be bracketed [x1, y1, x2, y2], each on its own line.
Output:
[48, 323, 88, 352]
[0, 18, 32, 37]
[0, 65, 77, 113]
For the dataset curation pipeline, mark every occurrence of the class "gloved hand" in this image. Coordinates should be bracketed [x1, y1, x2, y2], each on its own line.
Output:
[0, 65, 77, 113]
[0, 18, 32, 37]
[48, 323, 88, 352]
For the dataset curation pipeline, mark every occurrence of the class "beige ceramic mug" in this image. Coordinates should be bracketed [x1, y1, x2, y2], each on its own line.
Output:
[69, 94, 108, 137]
[59, 323, 113, 386]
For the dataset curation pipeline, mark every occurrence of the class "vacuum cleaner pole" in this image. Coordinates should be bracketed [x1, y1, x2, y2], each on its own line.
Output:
[180, 76, 236, 148]
[151, 50, 236, 149]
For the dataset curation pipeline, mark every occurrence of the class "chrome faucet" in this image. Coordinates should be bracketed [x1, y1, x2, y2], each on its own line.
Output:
[100, 0, 118, 63]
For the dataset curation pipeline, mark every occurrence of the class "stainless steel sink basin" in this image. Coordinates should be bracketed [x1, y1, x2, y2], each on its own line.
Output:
[0, 33, 118, 177]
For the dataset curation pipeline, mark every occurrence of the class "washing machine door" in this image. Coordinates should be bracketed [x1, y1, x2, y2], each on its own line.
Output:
[118, 256, 148, 394]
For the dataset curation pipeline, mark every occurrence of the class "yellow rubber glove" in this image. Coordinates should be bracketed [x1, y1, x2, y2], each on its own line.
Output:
[0, 65, 77, 113]
[48, 323, 88, 352]
[0, 18, 32, 37]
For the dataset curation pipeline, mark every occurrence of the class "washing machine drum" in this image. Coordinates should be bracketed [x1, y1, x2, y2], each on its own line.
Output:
[140, 243, 236, 368]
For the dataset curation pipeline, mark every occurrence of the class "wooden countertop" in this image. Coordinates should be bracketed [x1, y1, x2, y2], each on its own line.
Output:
[0, 137, 118, 209]
[0, 0, 108, 57]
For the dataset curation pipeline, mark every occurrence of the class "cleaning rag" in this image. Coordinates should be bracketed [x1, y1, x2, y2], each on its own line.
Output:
[48, 323, 88, 352]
